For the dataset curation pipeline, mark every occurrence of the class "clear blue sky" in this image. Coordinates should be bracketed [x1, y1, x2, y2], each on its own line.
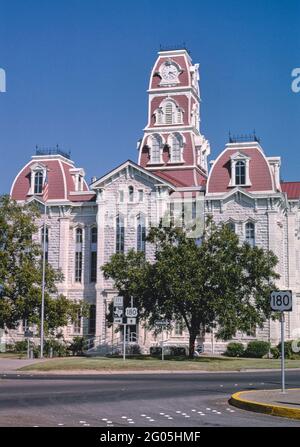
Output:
[0, 0, 299, 193]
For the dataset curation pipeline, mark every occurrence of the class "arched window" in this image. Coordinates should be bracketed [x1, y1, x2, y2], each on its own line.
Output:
[90, 227, 97, 283]
[128, 186, 134, 202]
[245, 222, 255, 246]
[75, 228, 83, 282]
[116, 215, 125, 253]
[34, 171, 43, 194]
[41, 227, 49, 262]
[150, 134, 162, 163]
[137, 214, 146, 252]
[170, 133, 183, 162]
[235, 160, 246, 185]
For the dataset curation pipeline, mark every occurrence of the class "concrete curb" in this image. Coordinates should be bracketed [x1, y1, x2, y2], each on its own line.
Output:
[230, 388, 300, 420]
[8, 367, 300, 376]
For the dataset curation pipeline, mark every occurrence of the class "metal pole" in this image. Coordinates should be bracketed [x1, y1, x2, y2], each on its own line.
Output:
[162, 329, 164, 361]
[40, 203, 47, 359]
[281, 312, 285, 393]
[123, 324, 126, 361]
[27, 337, 30, 359]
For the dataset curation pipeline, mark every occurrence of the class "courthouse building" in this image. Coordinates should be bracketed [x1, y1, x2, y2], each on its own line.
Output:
[10, 48, 300, 353]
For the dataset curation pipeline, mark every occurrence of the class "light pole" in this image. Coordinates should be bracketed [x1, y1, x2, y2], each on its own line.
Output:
[40, 201, 47, 359]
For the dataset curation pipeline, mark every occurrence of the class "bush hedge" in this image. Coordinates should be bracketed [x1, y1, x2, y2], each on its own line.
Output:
[244, 340, 270, 358]
[224, 342, 245, 357]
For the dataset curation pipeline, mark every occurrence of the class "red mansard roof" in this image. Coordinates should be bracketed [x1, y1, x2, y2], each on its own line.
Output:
[207, 144, 274, 194]
[281, 182, 300, 199]
[10, 156, 95, 203]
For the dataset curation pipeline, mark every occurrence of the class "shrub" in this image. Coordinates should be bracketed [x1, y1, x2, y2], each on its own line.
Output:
[224, 342, 245, 357]
[44, 339, 67, 357]
[169, 346, 187, 357]
[244, 340, 270, 358]
[126, 344, 141, 355]
[14, 340, 28, 353]
[277, 341, 300, 359]
[68, 336, 86, 356]
[150, 346, 162, 357]
[270, 346, 280, 359]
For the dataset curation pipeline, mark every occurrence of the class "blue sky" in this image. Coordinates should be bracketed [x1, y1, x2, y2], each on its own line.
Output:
[0, 0, 299, 193]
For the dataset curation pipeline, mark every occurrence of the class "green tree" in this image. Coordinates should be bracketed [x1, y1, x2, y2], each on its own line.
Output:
[103, 218, 279, 358]
[0, 195, 88, 335]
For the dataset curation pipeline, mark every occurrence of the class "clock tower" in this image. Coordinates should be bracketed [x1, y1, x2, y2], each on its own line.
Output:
[138, 48, 210, 188]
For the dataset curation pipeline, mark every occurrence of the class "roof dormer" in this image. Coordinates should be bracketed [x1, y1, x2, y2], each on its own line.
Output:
[228, 152, 252, 188]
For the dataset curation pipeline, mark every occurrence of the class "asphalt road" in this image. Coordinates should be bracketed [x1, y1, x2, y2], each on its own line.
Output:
[0, 370, 299, 427]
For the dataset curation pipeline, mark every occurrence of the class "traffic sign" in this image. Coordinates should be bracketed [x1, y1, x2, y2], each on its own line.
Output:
[114, 317, 123, 324]
[270, 290, 293, 312]
[114, 307, 123, 318]
[125, 307, 138, 317]
[114, 296, 123, 307]
[127, 318, 136, 325]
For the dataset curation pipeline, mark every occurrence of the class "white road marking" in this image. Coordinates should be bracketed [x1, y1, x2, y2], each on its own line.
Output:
[149, 419, 155, 422]
[79, 421, 86, 423]
[121, 416, 127, 419]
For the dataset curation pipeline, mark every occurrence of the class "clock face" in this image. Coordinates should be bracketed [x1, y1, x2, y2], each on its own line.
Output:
[160, 63, 179, 81]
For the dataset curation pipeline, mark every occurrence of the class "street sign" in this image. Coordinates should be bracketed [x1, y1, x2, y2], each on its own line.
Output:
[113, 296, 124, 324]
[155, 320, 168, 326]
[114, 296, 123, 307]
[125, 307, 138, 317]
[127, 318, 136, 325]
[270, 290, 293, 312]
[114, 317, 123, 324]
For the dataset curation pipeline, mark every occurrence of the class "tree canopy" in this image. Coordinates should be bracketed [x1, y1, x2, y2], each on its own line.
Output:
[102, 218, 279, 357]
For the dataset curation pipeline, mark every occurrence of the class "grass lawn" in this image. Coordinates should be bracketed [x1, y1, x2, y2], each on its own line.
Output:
[19, 355, 300, 372]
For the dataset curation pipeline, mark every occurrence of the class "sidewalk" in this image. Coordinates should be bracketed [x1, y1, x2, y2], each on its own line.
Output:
[0, 358, 47, 373]
[230, 388, 300, 420]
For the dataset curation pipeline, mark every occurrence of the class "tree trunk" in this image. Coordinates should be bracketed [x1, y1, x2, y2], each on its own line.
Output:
[188, 329, 197, 359]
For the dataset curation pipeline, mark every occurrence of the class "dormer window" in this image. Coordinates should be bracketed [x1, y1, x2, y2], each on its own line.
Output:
[235, 161, 246, 185]
[229, 152, 251, 187]
[29, 163, 47, 195]
[34, 171, 44, 194]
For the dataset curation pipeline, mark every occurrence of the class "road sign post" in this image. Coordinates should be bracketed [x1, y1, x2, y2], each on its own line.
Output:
[270, 290, 293, 393]
[123, 324, 126, 362]
[155, 320, 169, 361]
[280, 312, 285, 393]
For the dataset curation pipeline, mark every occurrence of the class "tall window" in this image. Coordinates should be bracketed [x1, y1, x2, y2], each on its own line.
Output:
[116, 215, 124, 253]
[75, 228, 83, 282]
[88, 304, 96, 335]
[170, 134, 182, 162]
[90, 227, 97, 283]
[245, 222, 255, 246]
[235, 161, 246, 185]
[137, 214, 146, 252]
[119, 190, 124, 203]
[151, 135, 161, 163]
[138, 189, 144, 202]
[128, 186, 134, 202]
[73, 310, 81, 334]
[41, 227, 49, 262]
[34, 171, 43, 194]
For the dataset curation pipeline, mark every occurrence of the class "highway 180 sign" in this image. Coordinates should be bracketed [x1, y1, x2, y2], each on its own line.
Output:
[270, 290, 293, 312]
